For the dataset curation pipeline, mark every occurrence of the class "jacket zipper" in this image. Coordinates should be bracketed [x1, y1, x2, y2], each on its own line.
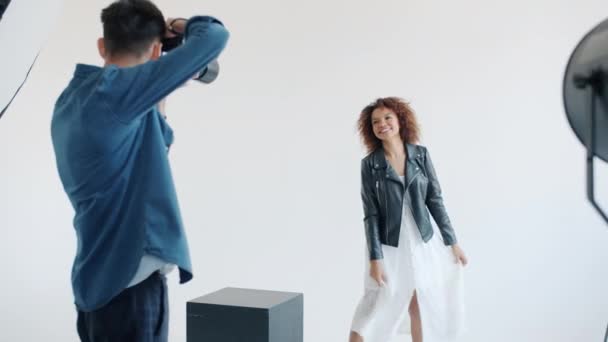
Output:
[405, 170, 421, 192]
[382, 172, 389, 239]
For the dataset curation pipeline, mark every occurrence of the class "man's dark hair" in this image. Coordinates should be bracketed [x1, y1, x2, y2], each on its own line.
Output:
[101, 0, 165, 57]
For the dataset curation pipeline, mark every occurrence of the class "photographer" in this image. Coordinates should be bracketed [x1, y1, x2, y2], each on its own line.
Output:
[50, 0, 229, 341]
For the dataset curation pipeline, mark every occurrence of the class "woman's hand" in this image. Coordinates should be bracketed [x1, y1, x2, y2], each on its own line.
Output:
[370, 260, 387, 287]
[451, 244, 468, 266]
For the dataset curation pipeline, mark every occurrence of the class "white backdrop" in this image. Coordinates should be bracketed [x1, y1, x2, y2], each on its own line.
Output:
[2, 0, 608, 341]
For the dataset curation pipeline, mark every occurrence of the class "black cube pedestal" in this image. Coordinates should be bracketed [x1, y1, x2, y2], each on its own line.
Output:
[187, 287, 303, 342]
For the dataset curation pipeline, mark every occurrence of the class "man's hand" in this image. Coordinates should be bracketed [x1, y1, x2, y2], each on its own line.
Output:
[165, 17, 187, 36]
[157, 98, 166, 118]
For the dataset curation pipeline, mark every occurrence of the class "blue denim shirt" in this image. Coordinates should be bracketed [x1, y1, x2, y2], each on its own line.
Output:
[51, 16, 229, 311]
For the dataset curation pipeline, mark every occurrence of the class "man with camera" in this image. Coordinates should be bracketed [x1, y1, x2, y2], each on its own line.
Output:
[50, 1, 229, 341]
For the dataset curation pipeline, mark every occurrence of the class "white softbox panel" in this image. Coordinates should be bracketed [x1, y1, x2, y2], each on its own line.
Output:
[0, 0, 64, 119]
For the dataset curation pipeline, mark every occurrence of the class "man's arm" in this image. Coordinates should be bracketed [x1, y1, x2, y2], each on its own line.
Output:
[100, 16, 229, 123]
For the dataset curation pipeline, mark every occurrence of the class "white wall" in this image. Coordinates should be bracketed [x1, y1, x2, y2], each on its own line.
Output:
[2, 0, 608, 341]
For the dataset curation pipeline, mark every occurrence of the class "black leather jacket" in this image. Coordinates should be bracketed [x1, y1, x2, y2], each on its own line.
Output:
[361, 144, 457, 260]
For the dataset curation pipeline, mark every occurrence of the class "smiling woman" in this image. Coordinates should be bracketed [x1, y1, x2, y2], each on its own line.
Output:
[0, 0, 63, 119]
[349, 97, 467, 342]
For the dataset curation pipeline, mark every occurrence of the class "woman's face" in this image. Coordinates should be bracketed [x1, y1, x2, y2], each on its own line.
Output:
[371, 107, 400, 141]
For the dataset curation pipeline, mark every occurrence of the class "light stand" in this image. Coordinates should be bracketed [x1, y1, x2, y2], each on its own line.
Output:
[563, 17, 608, 342]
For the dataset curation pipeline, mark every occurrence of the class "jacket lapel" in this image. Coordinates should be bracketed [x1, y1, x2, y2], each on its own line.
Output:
[371, 146, 404, 187]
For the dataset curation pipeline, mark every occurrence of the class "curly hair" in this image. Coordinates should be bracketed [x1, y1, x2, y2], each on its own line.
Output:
[357, 97, 421, 153]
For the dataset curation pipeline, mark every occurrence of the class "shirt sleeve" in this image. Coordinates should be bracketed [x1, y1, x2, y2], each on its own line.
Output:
[423, 147, 458, 245]
[361, 159, 384, 260]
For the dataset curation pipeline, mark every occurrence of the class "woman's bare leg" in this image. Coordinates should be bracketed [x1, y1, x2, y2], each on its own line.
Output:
[349, 331, 364, 342]
[409, 291, 422, 342]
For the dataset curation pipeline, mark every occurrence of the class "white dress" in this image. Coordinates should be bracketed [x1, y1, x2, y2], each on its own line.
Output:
[351, 176, 465, 342]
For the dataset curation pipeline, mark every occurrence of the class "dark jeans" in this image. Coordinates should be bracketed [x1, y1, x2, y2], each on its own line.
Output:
[77, 272, 168, 342]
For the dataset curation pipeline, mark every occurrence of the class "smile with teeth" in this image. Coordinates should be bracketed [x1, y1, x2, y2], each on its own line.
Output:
[379, 127, 392, 134]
